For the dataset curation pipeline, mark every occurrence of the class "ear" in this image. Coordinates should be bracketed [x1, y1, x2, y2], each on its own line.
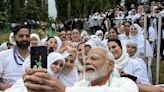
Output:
[106, 60, 114, 73]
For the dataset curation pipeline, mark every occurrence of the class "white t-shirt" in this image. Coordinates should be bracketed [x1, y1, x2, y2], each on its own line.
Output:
[0, 48, 27, 84]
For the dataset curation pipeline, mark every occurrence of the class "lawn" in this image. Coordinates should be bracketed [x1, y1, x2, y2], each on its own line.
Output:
[0, 31, 164, 84]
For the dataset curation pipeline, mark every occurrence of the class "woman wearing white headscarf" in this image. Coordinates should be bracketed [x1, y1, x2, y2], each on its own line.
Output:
[126, 40, 149, 83]
[48, 52, 65, 78]
[30, 33, 41, 47]
[108, 39, 150, 84]
[54, 36, 62, 51]
[95, 30, 104, 40]
[58, 51, 80, 87]
[129, 24, 153, 83]
[115, 11, 125, 26]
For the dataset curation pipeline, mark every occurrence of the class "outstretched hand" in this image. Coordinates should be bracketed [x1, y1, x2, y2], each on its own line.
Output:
[23, 68, 66, 92]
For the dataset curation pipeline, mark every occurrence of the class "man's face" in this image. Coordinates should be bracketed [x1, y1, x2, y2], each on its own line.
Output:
[84, 48, 109, 81]
[60, 31, 66, 41]
[14, 28, 30, 49]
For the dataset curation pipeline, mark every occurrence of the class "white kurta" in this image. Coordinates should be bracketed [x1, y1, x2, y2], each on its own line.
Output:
[0, 48, 25, 85]
[123, 58, 150, 84]
[66, 76, 139, 92]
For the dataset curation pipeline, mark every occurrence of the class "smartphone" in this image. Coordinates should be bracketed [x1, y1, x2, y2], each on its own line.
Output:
[30, 46, 47, 68]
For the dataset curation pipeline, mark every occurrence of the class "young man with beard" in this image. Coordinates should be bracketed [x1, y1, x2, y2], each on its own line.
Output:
[0, 25, 31, 91]
[11, 44, 138, 92]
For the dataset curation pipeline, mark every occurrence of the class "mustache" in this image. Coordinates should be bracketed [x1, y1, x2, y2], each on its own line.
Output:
[85, 65, 96, 71]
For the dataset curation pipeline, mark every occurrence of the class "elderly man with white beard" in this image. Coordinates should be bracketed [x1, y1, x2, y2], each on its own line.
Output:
[3, 44, 139, 92]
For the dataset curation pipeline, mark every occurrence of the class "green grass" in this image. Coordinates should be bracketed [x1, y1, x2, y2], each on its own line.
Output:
[0, 32, 10, 43]
[0, 31, 164, 84]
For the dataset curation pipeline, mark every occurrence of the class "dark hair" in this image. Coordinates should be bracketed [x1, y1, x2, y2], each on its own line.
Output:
[108, 27, 119, 34]
[12, 25, 31, 35]
[123, 21, 132, 26]
[77, 42, 85, 49]
[46, 36, 54, 41]
[108, 39, 122, 49]
[72, 28, 81, 33]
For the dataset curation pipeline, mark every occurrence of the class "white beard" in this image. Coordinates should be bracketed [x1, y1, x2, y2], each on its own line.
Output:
[84, 64, 108, 81]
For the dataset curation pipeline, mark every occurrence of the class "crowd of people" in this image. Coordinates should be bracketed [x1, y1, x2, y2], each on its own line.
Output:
[0, 1, 164, 92]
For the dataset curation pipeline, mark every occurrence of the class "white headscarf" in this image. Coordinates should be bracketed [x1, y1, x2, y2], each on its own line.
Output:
[95, 30, 104, 40]
[104, 31, 109, 40]
[40, 37, 48, 46]
[129, 24, 153, 57]
[129, 24, 144, 48]
[81, 30, 88, 37]
[48, 52, 65, 77]
[30, 33, 41, 46]
[126, 40, 140, 58]
[9, 32, 16, 46]
[59, 51, 80, 87]
[54, 36, 62, 50]
[110, 41, 129, 72]
[85, 38, 102, 49]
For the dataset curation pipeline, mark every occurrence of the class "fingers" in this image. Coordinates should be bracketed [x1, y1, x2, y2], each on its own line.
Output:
[24, 72, 54, 85]
[32, 72, 51, 80]
[25, 82, 54, 92]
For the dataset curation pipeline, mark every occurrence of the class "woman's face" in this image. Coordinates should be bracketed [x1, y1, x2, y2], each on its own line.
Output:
[66, 31, 72, 41]
[71, 29, 80, 42]
[124, 22, 131, 34]
[97, 33, 103, 40]
[108, 29, 118, 40]
[139, 16, 144, 27]
[30, 37, 38, 47]
[63, 55, 75, 74]
[77, 43, 85, 60]
[126, 44, 137, 57]
[47, 38, 57, 50]
[51, 60, 64, 74]
[130, 25, 138, 36]
[108, 41, 122, 59]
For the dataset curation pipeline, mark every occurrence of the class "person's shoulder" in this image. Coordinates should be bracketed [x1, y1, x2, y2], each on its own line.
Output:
[112, 77, 138, 89]
[128, 58, 141, 66]
[73, 79, 90, 87]
[0, 48, 13, 55]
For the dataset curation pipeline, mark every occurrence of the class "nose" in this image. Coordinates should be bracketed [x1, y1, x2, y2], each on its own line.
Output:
[85, 58, 91, 65]
[23, 35, 28, 41]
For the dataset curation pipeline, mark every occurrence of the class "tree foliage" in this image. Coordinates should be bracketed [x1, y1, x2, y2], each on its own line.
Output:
[0, 0, 48, 22]
[56, 0, 121, 21]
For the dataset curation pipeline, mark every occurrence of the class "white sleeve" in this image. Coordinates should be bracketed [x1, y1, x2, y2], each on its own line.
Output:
[66, 78, 139, 92]
[0, 53, 4, 79]
[66, 87, 129, 92]
[4, 78, 28, 92]
[0, 64, 3, 79]
[148, 27, 156, 42]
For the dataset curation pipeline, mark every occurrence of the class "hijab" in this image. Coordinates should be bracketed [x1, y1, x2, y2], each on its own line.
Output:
[30, 33, 41, 46]
[54, 36, 62, 50]
[48, 52, 65, 77]
[59, 51, 80, 87]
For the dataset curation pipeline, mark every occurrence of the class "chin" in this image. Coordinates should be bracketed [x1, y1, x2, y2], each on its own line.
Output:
[84, 71, 98, 81]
